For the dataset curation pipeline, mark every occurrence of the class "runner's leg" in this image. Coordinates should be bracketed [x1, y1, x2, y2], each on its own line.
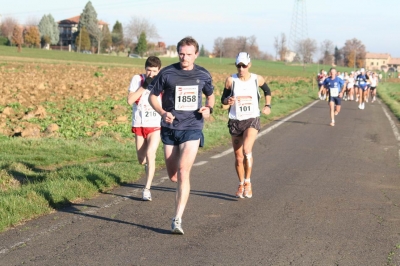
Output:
[144, 130, 161, 190]
[174, 139, 200, 219]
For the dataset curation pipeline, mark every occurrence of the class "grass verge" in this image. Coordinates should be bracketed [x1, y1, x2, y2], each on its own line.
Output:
[377, 82, 400, 120]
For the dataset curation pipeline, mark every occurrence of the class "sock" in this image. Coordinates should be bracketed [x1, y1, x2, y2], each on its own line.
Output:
[239, 181, 244, 185]
[244, 178, 251, 183]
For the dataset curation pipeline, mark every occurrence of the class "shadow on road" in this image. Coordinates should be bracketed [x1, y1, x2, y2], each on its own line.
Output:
[60, 203, 172, 235]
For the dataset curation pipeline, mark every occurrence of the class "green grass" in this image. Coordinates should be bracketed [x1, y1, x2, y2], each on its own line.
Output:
[377, 82, 400, 120]
[0, 47, 324, 232]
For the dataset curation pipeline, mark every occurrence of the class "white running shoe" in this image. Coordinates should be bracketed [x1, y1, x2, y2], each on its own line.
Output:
[142, 188, 152, 201]
[365, 98, 368, 103]
[358, 104, 362, 109]
[171, 217, 184, 235]
[361, 103, 365, 110]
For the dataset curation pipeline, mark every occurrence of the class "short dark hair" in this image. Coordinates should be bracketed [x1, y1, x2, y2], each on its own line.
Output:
[145, 56, 161, 69]
[177, 36, 199, 54]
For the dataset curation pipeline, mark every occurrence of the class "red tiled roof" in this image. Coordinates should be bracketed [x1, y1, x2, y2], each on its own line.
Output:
[389, 58, 400, 65]
[58, 15, 107, 25]
[365, 53, 390, 59]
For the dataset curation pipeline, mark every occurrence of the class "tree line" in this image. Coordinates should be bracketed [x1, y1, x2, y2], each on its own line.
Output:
[273, 33, 367, 68]
[0, 1, 163, 56]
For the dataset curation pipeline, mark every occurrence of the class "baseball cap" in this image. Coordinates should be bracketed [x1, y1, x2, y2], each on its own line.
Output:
[236, 52, 250, 65]
[360, 68, 365, 72]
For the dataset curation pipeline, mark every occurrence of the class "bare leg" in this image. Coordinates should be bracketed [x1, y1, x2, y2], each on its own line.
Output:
[242, 128, 258, 179]
[144, 130, 161, 189]
[135, 134, 147, 165]
[232, 136, 244, 183]
[174, 140, 200, 219]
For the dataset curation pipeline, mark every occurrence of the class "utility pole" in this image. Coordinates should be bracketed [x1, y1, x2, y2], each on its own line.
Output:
[288, 0, 308, 62]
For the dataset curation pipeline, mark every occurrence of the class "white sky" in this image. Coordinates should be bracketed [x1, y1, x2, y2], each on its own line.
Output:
[1, 0, 399, 58]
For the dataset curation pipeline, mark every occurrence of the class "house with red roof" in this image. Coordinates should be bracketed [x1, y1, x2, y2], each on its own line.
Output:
[57, 15, 108, 47]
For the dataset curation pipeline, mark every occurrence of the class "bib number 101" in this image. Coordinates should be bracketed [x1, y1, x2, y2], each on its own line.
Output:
[239, 106, 251, 112]
[177, 95, 196, 103]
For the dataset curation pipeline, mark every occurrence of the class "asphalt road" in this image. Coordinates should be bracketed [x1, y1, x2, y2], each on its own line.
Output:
[1, 99, 400, 266]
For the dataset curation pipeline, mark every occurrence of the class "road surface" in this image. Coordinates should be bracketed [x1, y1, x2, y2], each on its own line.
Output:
[1, 99, 400, 265]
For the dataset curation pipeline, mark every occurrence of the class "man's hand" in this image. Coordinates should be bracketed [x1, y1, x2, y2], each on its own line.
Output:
[162, 112, 175, 124]
[198, 106, 210, 118]
[262, 106, 271, 115]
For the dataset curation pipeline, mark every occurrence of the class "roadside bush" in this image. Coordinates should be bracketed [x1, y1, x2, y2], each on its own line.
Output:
[0, 36, 9, 46]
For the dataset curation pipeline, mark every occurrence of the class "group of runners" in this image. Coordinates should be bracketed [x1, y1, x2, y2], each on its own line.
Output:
[317, 67, 379, 126]
[127, 37, 271, 235]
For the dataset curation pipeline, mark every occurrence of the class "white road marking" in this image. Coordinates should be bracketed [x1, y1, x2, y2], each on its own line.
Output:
[193, 161, 208, 166]
[380, 100, 400, 161]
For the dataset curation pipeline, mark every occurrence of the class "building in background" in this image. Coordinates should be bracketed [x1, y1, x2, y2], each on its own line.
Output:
[57, 16, 107, 47]
[365, 53, 400, 72]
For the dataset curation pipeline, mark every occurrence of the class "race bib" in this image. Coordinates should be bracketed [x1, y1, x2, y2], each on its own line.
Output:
[175, 85, 199, 111]
[330, 87, 339, 97]
[235, 96, 253, 119]
[140, 90, 160, 125]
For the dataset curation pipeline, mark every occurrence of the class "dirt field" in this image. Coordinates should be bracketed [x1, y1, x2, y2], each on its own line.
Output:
[0, 62, 307, 138]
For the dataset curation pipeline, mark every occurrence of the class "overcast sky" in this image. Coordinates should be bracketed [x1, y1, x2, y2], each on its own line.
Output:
[1, 0, 399, 58]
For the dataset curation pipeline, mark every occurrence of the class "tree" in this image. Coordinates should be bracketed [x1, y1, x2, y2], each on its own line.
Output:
[334, 46, 342, 66]
[213, 37, 224, 58]
[38, 14, 59, 47]
[12, 26, 23, 52]
[200, 44, 205, 57]
[274, 33, 288, 61]
[24, 26, 41, 48]
[319, 39, 334, 65]
[78, 1, 99, 52]
[75, 26, 91, 51]
[135, 31, 147, 56]
[111, 21, 124, 53]
[295, 38, 317, 65]
[101, 24, 112, 53]
[87, 22, 104, 54]
[125, 16, 159, 44]
[341, 38, 366, 68]
[0, 17, 19, 45]
[212, 36, 262, 59]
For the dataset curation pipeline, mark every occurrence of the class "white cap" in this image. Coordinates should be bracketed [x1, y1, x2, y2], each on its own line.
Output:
[360, 68, 365, 72]
[236, 52, 250, 65]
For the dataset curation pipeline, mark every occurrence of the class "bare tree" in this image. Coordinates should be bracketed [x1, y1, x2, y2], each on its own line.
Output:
[341, 38, 366, 68]
[274, 33, 288, 61]
[213, 37, 224, 58]
[25, 17, 40, 27]
[1, 17, 19, 45]
[86, 21, 104, 54]
[295, 38, 317, 64]
[12, 25, 23, 52]
[125, 17, 159, 44]
[319, 39, 334, 65]
[212, 36, 262, 59]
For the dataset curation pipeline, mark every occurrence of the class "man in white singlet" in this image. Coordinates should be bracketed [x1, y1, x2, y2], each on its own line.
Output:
[221, 52, 272, 199]
[127, 56, 162, 201]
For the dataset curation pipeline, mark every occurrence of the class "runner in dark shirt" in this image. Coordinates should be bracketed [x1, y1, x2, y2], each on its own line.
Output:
[149, 36, 215, 235]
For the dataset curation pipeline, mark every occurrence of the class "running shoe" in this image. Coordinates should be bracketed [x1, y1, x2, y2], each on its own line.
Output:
[236, 184, 244, 198]
[244, 182, 252, 198]
[330, 122, 335, 126]
[362, 103, 365, 109]
[365, 98, 368, 103]
[171, 217, 184, 235]
[358, 104, 362, 109]
[142, 188, 152, 201]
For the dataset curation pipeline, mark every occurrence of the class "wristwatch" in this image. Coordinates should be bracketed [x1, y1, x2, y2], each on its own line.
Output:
[207, 106, 214, 114]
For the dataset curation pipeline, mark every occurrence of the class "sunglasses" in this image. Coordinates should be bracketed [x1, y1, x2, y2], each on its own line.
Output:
[236, 64, 249, 69]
